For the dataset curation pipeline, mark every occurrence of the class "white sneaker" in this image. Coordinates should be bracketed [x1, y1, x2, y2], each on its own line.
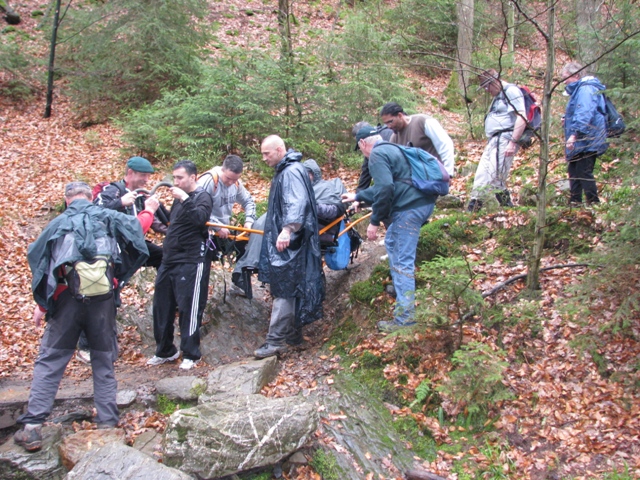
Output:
[146, 351, 180, 366]
[179, 359, 199, 370]
[76, 350, 91, 364]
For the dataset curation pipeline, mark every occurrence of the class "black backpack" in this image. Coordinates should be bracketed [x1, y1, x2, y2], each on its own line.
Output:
[601, 94, 626, 138]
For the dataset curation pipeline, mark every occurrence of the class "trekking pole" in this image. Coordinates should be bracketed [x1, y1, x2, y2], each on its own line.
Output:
[338, 212, 372, 237]
[318, 215, 345, 236]
[206, 223, 264, 235]
[223, 234, 250, 241]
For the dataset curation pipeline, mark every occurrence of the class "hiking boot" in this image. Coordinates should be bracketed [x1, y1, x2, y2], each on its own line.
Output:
[146, 351, 180, 366]
[179, 359, 199, 370]
[495, 190, 514, 207]
[467, 199, 483, 212]
[377, 320, 416, 333]
[76, 349, 91, 364]
[14, 424, 42, 452]
[254, 343, 287, 359]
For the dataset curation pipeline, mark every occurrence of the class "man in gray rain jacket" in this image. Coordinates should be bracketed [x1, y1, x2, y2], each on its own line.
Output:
[254, 135, 324, 358]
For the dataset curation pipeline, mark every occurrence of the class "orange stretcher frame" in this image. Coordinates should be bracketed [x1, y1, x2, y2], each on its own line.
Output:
[206, 212, 372, 241]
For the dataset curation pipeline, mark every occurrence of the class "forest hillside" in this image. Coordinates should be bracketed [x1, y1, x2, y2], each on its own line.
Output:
[0, 0, 639, 479]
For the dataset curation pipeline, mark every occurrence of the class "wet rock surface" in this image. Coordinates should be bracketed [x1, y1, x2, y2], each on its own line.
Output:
[66, 442, 192, 480]
[155, 376, 206, 402]
[164, 394, 317, 478]
[58, 428, 126, 471]
[200, 356, 278, 402]
[317, 374, 417, 479]
[0, 424, 65, 480]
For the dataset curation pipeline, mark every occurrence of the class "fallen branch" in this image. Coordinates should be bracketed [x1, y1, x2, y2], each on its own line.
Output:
[482, 263, 593, 298]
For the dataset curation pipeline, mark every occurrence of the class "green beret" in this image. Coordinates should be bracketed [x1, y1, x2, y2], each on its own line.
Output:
[126, 156, 154, 173]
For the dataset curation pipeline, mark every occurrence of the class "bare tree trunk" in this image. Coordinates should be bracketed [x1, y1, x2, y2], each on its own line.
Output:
[277, 0, 293, 136]
[575, 0, 600, 68]
[44, 0, 62, 119]
[526, 0, 555, 292]
[504, 0, 515, 64]
[456, 0, 474, 99]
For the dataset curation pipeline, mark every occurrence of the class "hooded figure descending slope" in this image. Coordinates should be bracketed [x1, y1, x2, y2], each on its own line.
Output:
[257, 140, 325, 358]
[303, 159, 347, 239]
[562, 61, 608, 205]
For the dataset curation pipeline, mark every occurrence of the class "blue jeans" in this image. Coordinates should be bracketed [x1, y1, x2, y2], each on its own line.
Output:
[385, 204, 434, 325]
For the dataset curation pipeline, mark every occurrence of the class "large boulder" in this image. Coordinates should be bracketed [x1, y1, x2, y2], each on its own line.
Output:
[65, 442, 191, 480]
[164, 394, 317, 478]
[0, 424, 65, 480]
[58, 429, 126, 471]
[199, 356, 278, 403]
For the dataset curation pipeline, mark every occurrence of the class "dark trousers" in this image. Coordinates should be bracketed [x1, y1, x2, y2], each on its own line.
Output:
[152, 261, 210, 361]
[18, 289, 119, 426]
[567, 152, 600, 204]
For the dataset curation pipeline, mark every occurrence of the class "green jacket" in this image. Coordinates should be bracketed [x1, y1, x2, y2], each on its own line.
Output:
[355, 142, 435, 226]
[27, 199, 149, 311]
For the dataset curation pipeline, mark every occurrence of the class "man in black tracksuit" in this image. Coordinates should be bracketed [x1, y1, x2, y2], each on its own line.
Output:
[147, 160, 213, 370]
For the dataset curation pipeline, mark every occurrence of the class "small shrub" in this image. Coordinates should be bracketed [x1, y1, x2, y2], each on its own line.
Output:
[437, 342, 513, 419]
[409, 379, 432, 408]
[415, 255, 484, 348]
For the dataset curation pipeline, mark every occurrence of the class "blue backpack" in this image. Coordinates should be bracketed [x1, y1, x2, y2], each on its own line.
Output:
[324, 220, 351, 270]
[375, 142, 450, 197]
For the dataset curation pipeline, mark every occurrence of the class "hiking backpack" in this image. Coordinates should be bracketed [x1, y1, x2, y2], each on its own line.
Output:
[375, 124, 393, 141]
[92, 180, 126, 202]
[601, 94, 626, 138]
[514, 85, 541, 149]
[324, 220, 363, 270]
[324, 220, 350, 270]
[198, 168, 239, 191]
[64, 255, 116, 300]
[375, 142, 450, 197]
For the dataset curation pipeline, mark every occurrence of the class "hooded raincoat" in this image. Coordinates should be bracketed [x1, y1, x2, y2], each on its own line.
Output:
[28, 199, 149, 312]
[258, 150, 324, 325]
[564, 77, 608, 159]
